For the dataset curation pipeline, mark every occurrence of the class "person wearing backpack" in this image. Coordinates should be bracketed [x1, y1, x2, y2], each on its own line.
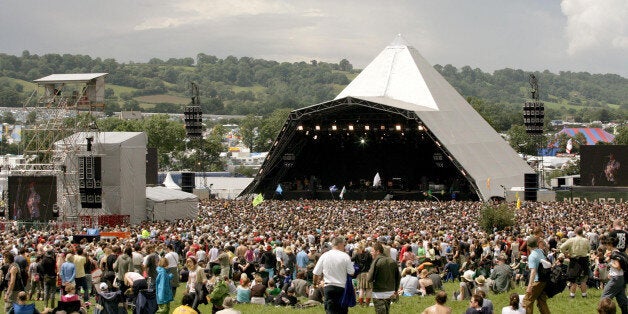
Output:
[522, 236, 550, 314]
[601, 235, 628, 314]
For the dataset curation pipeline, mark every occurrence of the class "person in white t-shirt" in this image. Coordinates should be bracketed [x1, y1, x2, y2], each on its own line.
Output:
[501, 293, 525, 314]
[313, 236, 354, 314]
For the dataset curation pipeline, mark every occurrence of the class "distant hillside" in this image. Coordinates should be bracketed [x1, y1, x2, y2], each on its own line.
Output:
[0, 52, 626, 130]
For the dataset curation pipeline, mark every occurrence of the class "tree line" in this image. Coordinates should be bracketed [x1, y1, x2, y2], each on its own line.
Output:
[1, 51, 626, 122]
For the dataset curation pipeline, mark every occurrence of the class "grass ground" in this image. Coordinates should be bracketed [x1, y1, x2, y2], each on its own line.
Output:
[6, 280, 606, 313]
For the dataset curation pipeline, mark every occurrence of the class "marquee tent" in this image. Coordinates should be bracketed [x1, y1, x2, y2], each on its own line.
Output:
[241, 35, 534, 201]
[146, 186, 198, 221]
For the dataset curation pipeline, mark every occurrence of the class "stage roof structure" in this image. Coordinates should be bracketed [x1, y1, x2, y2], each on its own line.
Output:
[242, 35, 533, 201]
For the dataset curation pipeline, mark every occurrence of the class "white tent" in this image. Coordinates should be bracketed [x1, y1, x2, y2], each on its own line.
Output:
[162, 172, 181, 190]
[55, 132, 147, 223]
[146, 186, 198, 221]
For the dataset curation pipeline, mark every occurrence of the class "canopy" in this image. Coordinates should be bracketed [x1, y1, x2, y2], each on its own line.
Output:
[146, 186, 198, 221]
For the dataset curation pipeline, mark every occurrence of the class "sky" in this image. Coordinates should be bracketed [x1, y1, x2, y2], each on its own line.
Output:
[1, 0, 627, 77]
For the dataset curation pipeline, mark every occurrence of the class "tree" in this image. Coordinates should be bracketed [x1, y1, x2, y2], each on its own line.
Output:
[506, 125, 537, 156]
[239, 115, 261, 152]
[26, 111, 37, 124]
[479, 203, 515, 232]
[339, 59, 353, 72]
[1, 111, 16, 124]
[614, 125, 628, 145]
[256, 108, 291, 151]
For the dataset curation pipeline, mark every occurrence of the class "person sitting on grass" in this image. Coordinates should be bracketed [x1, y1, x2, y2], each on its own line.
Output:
[420, 290, 451, 314]
[173, 293, 197, 314]
[8, 291, 52, 314]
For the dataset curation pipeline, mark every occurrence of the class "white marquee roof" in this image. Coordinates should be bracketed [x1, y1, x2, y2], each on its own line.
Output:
[335, 35, 534, 200]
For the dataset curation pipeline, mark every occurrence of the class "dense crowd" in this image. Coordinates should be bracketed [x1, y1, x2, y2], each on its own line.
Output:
[0, 199, 626, 313]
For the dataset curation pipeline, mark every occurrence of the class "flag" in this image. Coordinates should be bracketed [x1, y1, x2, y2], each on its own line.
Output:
[275, 184, 283, 195]
[566, 138, 573, 154]
[329, 185, 338, 193]
[486, 177, 491, 189]
[516, 192, 521, 209]
[373, 173, 381, 187]
[339, 186, 346, 200]
[252, 193, 264, 206]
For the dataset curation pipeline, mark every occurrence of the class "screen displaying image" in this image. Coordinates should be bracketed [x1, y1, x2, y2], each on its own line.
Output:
[8, 176, 57, 221]
[580, 145, 627, 186]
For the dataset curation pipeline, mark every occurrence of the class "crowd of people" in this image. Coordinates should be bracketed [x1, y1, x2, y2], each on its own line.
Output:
[0, 198, 625, 314]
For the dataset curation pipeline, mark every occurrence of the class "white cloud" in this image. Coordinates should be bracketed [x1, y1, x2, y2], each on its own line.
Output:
[561, 0, 628, 55]
[134, 0, 296, 30]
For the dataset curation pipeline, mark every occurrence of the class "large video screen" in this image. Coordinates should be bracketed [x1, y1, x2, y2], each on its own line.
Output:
[580, 145, 628, 186]
[8, 176, 57, 221]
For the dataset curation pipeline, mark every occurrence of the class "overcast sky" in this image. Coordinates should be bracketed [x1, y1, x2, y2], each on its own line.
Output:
[1, 0, 627, 77]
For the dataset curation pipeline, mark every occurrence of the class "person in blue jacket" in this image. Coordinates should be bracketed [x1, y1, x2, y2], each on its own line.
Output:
[155, 257, 174, 314]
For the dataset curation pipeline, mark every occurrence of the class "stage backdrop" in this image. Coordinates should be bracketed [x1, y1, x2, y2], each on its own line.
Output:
[8, 176, 57, 221]
[581, 145, 627, 186]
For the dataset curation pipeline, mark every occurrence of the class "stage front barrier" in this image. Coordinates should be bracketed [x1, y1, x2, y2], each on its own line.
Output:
[79, 215, 130, 227]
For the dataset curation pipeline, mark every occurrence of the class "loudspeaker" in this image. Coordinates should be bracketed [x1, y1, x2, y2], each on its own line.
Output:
[184, 106, 203, 138]
[181, 172, 195, 193]
[146, 147, 158, 185]
[524, 173, 538, 201]
[79, 156, 102, 208]
[523, 101, 544, 134]
[52, 204, 59, 218]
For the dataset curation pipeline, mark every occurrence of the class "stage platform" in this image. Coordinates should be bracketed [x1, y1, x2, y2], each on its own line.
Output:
[273, 189, 472, 201]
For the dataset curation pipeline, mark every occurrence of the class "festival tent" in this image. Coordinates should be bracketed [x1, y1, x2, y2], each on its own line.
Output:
[241, 35, 533, 201]
[162, 172, 181, 190]
[55, 132, 147, 224]
[557, 128, 615, 145]
[146, 186, 198, 221]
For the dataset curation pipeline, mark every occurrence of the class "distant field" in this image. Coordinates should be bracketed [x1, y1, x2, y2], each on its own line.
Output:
[107, 84, 137, 96]
[134, 94, 189, 104]
[0, 77, 37, 92]
[232, 84, 267, 94]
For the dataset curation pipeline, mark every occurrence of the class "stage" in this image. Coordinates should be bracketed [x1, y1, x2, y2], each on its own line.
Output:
[273, 189, 471, 201]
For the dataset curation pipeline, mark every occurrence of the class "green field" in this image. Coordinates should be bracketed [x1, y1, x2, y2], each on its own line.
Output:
[8, 280, 606, 313]
[134, 94, 189, 105]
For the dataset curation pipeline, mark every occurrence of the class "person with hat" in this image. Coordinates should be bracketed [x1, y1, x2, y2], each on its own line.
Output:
[489, 254, 513, 294]
[473, 275, 488, 295]
[260, 245, 277, 280]
[455, 270, 475, 301]
[419, 268, 434, 296]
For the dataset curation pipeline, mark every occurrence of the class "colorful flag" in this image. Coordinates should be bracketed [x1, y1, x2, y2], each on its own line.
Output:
[329, 185, 338, 193]
[275, 184, 283, 195]
[252, 193, 264, 206]
[339, 186, 346, 200]
[566, 138, 573, 154]
[486, 177, 491, 189]
[373, 173, 381, 187]
[516, 192, 521, 209]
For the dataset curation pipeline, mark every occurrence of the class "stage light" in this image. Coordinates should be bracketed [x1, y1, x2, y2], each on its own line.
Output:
[360, 138, 366, 144]
[364, 125, 370, 131]
[348, 125, 354, 131]
[315, 125, 321, 131]
[418, 125, 425, 131]
[305, 131, 310, 135]
[332, 125, 337, 131]
[395, 124, 402, 131]
[460, 170, 466, 176]
[313, 135, 318, 140]
[435, 141, 441, 147]
[380, 125, 385, 130]
[297, 125, 304, 131]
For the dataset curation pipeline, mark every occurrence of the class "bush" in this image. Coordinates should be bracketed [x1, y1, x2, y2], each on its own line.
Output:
[479, 203, 515, 233]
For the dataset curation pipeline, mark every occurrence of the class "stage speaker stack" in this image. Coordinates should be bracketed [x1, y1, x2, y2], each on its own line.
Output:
[523, 101, 544, 135]
[79, 156, 102, 208]
[184, 106, 203, 138]
[524, 173, 538, 202]
[181, 172, 195, 193]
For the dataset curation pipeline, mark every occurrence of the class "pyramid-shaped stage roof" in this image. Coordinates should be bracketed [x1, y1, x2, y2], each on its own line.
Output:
[242, 35, 533, 201]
